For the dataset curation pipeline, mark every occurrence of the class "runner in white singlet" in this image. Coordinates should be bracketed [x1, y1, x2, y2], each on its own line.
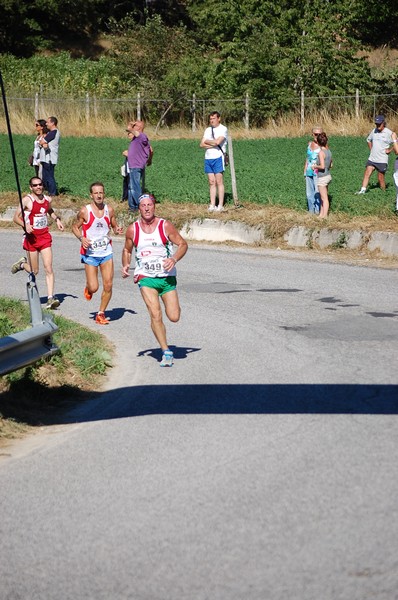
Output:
[122, 193, 188, 367]
[72, 182, 123, 325]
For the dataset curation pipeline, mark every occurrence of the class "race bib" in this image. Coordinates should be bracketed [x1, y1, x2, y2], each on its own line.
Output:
[33, 214, 48, 229]
[91, 236, 109, 250]
[143, 257, 163, 273]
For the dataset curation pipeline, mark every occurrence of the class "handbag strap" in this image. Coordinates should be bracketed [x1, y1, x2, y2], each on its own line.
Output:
[211, 126, 226, 155]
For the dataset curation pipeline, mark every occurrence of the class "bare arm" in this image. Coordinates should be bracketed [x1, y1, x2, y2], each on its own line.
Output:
[72, 207, 90, 249]
[390, 131, 398, 155]
[121, 224, 135, 278]
[317, 149, 326, 170]
[200, 135, 226, 149]
[47, 203, 64, 231]
[164, 221, 188, 272]
[109, 206, 123, 235]
[13, 196, 33, 232]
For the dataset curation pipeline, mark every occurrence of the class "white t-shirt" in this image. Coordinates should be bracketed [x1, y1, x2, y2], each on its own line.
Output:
[203, 124, 228, 159]
[367, 127, 393, 163]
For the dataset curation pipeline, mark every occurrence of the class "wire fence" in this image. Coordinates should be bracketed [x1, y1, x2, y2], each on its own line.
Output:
[2, 90, 398, 130]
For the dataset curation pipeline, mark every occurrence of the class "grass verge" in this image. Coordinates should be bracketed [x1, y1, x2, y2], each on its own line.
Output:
[0, 297, 114, 444]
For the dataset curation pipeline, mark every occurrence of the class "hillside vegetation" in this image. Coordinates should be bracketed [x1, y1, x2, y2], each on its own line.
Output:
[0, 1, 397, 125]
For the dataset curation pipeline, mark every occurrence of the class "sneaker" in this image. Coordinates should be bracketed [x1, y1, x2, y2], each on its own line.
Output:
[355, 189, 366, 195]
[46, 296, 60, 309]
[95, 312, 110, 325]
[215, 206, 225, 212]
[208, 205, 215, 212]
[11, 257, 27, 274]
[84, 287, 92, 301]
[160, 350, 173, 367]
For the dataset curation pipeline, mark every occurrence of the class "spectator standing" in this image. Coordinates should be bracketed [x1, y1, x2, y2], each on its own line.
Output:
[40, 116, 60, 196]
[31, 119, 48, 179]
[356, 115, 395, 194]
[304, 126, 322, 214]
[72, 182, 123, 325]
[123, 120, 151, 211]
[391, 134, 398, 213]
[122, 193, 188, 367]
[200, 111, 228, 212]
[316, 133, 333, 219]
[10, 177, 64, 309]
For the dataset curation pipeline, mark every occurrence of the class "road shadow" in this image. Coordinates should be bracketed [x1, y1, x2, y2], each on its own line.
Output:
[87, 307, 137, 321]
[1, 383, 397, 427]
[137, 345, 201, 362]
[59, 383, 398, 424]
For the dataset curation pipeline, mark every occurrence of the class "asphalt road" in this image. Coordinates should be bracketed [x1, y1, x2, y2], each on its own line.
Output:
[0, 229, 398, 600]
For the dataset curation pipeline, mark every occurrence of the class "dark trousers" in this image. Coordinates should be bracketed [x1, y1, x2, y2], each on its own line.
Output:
[42, 162, 58, 196]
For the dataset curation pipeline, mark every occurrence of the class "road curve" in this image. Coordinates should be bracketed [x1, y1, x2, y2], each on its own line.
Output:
[0, 229, 398, 600]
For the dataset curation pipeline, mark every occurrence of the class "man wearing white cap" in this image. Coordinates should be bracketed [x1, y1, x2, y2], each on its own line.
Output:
[356, 115, 396, 194]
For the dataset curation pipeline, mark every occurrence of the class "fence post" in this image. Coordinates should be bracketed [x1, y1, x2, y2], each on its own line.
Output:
[85, 93, 90, 122]
[301, 90, 305, 130]
[34, 92, 39, 120]
[192, 93, 196, 133]
[93, 93, 98, 119]
[355, 89, 359, 118]
[245, 92, 249, 130]
[228, 133, 239, 206]
[39, 84, 44, 116]
[137, 92, 141, 120]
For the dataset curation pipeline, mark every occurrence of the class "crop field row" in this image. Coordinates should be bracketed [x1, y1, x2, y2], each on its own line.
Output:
[0, 135, 397, 217]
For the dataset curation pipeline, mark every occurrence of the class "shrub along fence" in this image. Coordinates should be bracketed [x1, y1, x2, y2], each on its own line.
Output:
[2, 90, 398, 130]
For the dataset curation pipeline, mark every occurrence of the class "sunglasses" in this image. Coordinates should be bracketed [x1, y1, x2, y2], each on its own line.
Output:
[31, 183, 43, 187]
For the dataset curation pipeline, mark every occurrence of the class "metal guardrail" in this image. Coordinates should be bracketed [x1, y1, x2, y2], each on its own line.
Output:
[0, 276, 59, 376]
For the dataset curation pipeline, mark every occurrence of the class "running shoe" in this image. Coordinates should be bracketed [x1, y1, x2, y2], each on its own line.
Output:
[208, 205, 215, 212]
[46, 296, 60, 309]
[355, 189, 366, 195]
[95, 312, 110, 325]
[160, 350, 174, 367]
[11, 257, 27, 274]
[84, 287, 93, 301]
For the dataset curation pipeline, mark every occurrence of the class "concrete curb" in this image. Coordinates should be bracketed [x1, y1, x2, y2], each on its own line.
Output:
[2, 208, 398, 258]
[180, 218, 398, 258]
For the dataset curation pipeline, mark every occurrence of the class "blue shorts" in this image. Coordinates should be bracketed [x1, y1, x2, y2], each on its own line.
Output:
[205, 157, 224, 174]
[81, 253, 113, 267]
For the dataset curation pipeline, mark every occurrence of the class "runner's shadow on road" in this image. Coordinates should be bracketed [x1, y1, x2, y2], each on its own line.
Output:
[137, 345, 200, 362]
[39, 293, 78, 305]
[88, 307, 137, 321]
[56, 383, 398, 425]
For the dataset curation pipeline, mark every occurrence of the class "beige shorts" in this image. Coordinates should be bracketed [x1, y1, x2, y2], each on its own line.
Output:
[317, 174, 332, 187]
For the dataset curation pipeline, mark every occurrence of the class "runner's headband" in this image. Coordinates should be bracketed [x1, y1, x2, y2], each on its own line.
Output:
[138, 194, 156, 204]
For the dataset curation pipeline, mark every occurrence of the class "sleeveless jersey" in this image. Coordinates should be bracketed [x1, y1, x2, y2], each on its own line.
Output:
[81, 203, 112, 257]
[133, 219, 176, 278]
[305, 143, 320, 176]
[24, 194, 51, 233]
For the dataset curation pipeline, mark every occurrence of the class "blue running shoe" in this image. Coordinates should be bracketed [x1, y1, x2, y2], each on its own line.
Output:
[160, 350, 173, 367]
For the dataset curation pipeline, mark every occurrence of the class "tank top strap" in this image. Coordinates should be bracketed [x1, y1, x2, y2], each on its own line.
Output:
[133, 221, 140, 247]
[158, 219, 168, 245]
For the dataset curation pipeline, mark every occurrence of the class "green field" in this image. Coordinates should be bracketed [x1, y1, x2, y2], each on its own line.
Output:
[0, 134, 396, 217]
